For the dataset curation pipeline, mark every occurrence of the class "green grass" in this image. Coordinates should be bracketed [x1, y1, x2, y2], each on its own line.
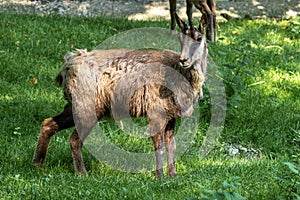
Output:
[0, 12, 299, 199]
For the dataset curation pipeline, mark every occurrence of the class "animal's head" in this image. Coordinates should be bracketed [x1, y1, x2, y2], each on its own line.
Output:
[175, 13, 207, 70]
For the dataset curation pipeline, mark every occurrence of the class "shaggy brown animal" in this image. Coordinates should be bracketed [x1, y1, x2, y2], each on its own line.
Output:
[32, 14, 208, 178]
[169, 0, 216, 42]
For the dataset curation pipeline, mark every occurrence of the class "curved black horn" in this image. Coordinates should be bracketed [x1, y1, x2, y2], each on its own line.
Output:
[175, 13, 188, 32]
[199, 16, 207, 35]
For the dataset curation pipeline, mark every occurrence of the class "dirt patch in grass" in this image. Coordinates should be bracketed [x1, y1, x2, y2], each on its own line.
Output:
[0, 0, 299, 21]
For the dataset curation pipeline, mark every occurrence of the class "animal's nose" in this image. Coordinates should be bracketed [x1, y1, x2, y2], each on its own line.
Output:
[179, 58, 188, 64]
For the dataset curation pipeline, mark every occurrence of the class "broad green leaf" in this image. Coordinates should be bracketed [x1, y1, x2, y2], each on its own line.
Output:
[244, 69, 255, 77]
[218, 51, 228, 56]
[223, 191, 233, 200]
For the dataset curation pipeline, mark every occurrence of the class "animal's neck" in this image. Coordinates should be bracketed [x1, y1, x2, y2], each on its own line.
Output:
[190, 68, 203, 98]
[177, 64, 203, 98]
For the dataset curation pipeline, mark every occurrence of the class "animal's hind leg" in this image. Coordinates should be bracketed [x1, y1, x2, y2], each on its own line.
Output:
[69, 117, 98, 175]
[33, 103, 74, 166]
[164, 118, 177, 177]
[69, 129, 87, 175]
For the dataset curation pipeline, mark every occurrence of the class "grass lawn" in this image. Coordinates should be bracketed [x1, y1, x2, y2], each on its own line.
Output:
[0, 12, 299, 199]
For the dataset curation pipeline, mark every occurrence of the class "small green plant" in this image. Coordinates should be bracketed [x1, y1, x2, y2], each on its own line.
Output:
[198, 39, 255, 119]
[276, 162, 300, 199]
[285, 17, 300, 39]
[219, 40, 255, 116]
[13, 127, 22, 136]
[187, 177, 245, 200]
[200, 177, 245, 200]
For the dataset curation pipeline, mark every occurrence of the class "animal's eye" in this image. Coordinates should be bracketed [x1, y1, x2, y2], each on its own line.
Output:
[183, 21, 188, 31]
[197, 34, 202, 42]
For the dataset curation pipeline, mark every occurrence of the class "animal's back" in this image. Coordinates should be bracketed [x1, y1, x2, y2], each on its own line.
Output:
[57, 49, 186, 119]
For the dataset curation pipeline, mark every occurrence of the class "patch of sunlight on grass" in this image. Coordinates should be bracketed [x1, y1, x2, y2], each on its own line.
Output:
[259, 68, 300, 99]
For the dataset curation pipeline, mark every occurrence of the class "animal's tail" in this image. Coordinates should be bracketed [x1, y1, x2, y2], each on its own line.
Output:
[55, 50, 87, 86]
[55, 51, 76, 86]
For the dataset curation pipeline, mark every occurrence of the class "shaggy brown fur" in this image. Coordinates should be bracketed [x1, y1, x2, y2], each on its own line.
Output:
[32, 15, 207, 178]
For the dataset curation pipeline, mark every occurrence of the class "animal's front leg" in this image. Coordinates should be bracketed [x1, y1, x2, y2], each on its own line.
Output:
[164, 119, 177, 177]
[148, 106, 168, 178]
[151, 132, 165, 178]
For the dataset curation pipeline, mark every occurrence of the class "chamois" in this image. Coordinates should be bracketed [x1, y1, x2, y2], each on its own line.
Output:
[32, 14, 208, 178]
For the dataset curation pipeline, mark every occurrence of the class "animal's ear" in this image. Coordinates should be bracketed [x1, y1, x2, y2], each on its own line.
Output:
[175, 13, 188, 32]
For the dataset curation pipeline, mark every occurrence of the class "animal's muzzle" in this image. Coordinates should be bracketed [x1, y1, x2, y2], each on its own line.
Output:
[179, 58, 190, 68]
